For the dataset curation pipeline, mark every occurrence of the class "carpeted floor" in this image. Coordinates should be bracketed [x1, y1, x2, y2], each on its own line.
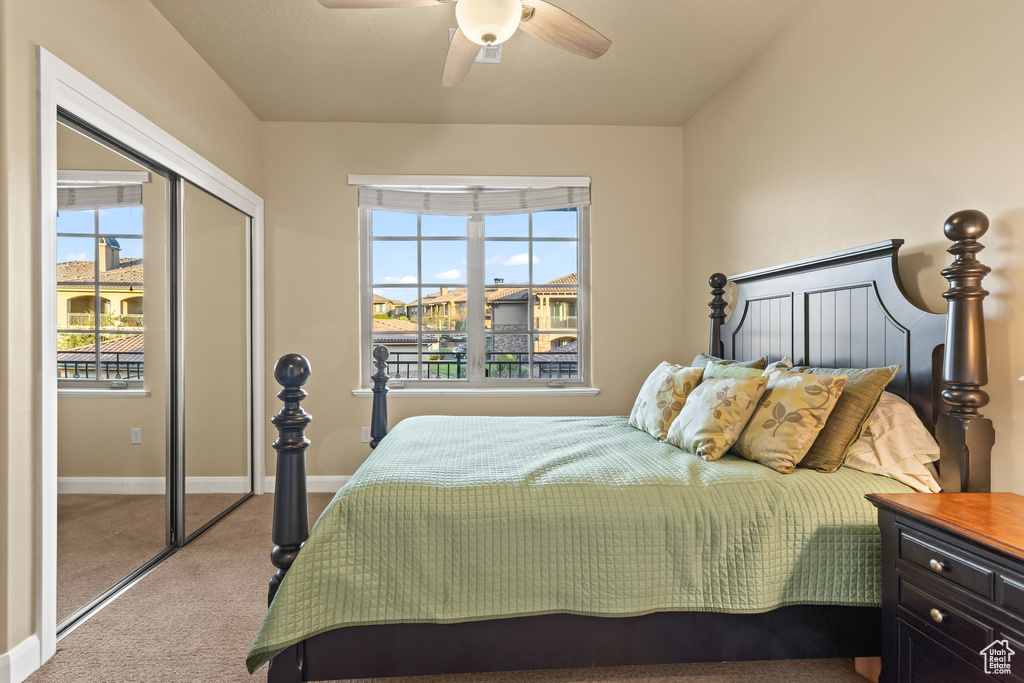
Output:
[34, 493, 868, 683]
[57, 493, 250, 622]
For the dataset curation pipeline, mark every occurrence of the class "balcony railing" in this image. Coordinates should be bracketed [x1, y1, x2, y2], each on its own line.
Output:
[534, 315, 577, 330]
[66, 313, 144, 328]
[382, 351, 578, 381]
[57, 356, 144, 380]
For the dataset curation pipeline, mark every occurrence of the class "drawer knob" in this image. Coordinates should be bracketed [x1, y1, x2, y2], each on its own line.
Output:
[929, 558, 946, 573]
[930, 608, 946, 623]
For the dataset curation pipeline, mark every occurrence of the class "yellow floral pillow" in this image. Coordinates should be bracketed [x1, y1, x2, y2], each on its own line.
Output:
[628, 362, 705, 440]
[664, 374, 769, 461]
[732, 369, 848, 474]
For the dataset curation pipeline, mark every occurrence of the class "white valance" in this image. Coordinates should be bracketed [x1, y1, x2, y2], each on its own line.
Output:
[358, 185, 589, 216]
[57, 184, 143, 211]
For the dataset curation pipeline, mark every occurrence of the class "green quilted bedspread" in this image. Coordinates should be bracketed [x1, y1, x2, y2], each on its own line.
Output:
[247, 415, 912, 672]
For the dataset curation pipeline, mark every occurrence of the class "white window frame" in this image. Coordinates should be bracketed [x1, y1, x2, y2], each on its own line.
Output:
[352, 175, 594, 395]
[56, 170, 149, 391]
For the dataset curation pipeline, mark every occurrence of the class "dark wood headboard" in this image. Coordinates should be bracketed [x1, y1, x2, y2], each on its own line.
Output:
[707, 211, 994, 493]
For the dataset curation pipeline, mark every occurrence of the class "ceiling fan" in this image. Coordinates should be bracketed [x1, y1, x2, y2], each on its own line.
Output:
[318, 0, 612, 87]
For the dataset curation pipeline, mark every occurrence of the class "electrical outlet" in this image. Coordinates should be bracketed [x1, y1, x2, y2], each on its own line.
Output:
[360, 427, 372, 443]
[130, 427, 142, 445]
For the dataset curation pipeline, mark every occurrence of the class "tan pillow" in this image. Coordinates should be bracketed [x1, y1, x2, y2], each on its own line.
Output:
[703, 360, 766, 380]
[628, 362, 705, 441]
[665, 374, 769, 461]
[732, 369, 848, 474]
[691, 353, 768, 370]
[843, 392, 941, 492]
[793, 365, 901, 472]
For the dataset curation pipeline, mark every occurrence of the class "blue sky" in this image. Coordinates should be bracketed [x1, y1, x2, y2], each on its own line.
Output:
[372, 210, 578, 304]
[56, 207, 144, 263]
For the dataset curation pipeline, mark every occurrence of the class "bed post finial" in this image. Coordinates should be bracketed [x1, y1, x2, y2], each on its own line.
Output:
[269, 353, 312, 606]
[709, 273, 728, 358]
[936, 210, 994, 492]
[370, 345, 390, 449]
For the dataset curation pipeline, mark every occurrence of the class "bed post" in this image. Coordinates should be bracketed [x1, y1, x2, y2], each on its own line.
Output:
[370, 345, 389, 449]
[708, 273, 727, 358]
[935, 210, 994, 493]
[269, 353, 312, 605]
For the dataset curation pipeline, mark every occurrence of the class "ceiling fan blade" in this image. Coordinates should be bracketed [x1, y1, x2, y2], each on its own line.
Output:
[442, 28, 478, 87]
[519, 1, 611, 60]
[318, 0, 443, 8]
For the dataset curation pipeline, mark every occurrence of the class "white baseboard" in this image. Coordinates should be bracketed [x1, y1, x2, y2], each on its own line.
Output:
[264, 475, 350, 493]
[57, 476, 252, 495]
[57, 475, 350, 495]
[0, 635, 40, 683]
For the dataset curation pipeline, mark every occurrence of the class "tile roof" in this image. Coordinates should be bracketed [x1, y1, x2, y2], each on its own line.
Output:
[410, 273, 578, 306]
[57, 258, 144, 290]
[57, 333, 144, 363]
[373, 294, 404, 305]
[534, 339, 579, 363]
[372, 317, 440, 343]
[490, 272, 578, 302]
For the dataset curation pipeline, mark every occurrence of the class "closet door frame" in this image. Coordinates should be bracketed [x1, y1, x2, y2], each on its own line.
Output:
[37, 47, 265, 666]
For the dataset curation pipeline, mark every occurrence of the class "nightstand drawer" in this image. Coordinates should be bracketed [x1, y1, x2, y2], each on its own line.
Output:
[900, 529, 994, 599]
[898, 619, 989, 683]
[898, 578, 992, 655]
[1000, 576, 1024, 620]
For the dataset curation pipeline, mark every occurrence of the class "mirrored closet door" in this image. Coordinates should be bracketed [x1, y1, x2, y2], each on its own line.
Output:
[180, 180, 253, 539]
[55, 119, 172, 627]
[53, 114, 256, 635]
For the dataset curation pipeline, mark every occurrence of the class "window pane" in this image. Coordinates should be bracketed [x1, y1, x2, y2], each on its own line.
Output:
[534, 286, 578, 332]
[533, 209, 578, 238]
[57, 333, 96, 379]
[372, 240, 418, 285]
[485, 335, 530, 378]
[422, 215, 466, 237]
[372, 287, 411, 320]
[96, 332, 145, 380]
[485, 241, 532, 284]
[425, 342, 468, 380]
[372, 210, 417, 237]
[418, 286, 465, 332]
[532, 241, 577, 284]
[422, 240, 466, 285]
[98, 237, 143, 331]
[486, 286, 528, 332]
[56, 209, 95, 234]
[98, 206, 143, 236]
[534, 335, 579, 379]
[485, 213, 528, 238]
[57, 236, 96, 329]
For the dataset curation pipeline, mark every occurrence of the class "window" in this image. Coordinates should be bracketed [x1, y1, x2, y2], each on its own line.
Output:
[358, 177, 590, 389]
[56, 172, 147, 387]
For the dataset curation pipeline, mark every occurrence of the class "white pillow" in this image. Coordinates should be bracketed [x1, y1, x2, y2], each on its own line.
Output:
[843, 392, 941, 493]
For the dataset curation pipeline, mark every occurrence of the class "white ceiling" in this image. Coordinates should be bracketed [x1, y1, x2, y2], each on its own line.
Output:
[149, 0, 812, 126]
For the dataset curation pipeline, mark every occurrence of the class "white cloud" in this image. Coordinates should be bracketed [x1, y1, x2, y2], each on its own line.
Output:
[503, 253, 539, 267]
[384, 275, 417, 284]
[62, 252, 91, 262]
[433, 269, 462, 281]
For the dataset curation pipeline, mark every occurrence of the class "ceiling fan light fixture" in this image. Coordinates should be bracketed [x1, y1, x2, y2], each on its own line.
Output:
[455, 0, 522, 46]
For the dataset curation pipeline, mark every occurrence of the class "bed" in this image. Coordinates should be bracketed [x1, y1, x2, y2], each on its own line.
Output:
[251, 210, 995, 682]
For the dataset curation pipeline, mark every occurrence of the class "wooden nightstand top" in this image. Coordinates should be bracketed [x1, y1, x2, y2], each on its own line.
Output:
[866, 492, 1024, 565]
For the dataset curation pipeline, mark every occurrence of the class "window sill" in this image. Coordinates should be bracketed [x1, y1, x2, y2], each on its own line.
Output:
[352, 387, 600, 398]
[58, 388, 151, 399]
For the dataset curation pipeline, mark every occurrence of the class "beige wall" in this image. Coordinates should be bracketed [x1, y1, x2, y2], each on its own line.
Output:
[56, 123, 167, 479]
[0, 0, 260, 652]
[261, 122, 685, 478]
[682, 0, 1024, 491]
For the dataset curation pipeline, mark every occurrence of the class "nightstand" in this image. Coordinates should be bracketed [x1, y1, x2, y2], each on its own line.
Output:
[867, 493, 1024, 683]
